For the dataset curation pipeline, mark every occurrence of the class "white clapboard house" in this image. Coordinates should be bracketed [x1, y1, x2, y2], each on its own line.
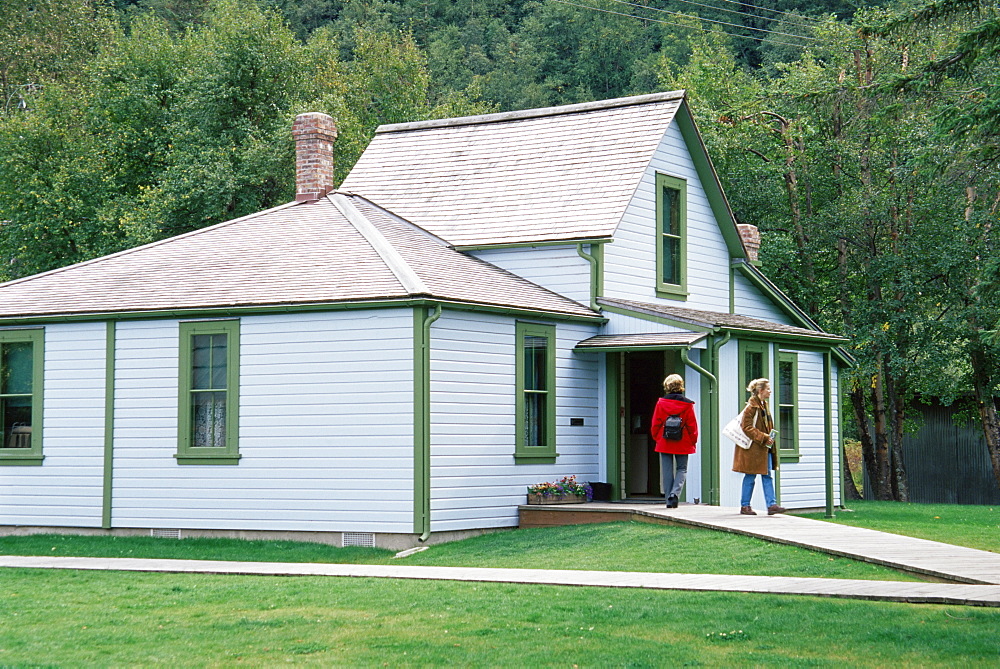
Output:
[0, 92, 848, 548]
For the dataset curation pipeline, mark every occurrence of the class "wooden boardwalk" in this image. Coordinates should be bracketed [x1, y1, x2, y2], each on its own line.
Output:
[519, 502, 1000, 585]
[4, 505, 1000, 607]
[2, 554, 1000, 607]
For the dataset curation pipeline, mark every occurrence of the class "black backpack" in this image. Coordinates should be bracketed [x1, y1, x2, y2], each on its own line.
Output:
[663, 414, 684, 441]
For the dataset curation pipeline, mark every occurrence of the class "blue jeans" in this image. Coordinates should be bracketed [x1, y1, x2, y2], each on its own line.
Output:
[660, 453, 688, 501]
[741, 454, 776, 508]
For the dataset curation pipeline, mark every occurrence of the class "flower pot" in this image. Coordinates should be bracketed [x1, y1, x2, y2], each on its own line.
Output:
[526, 492, 587, 505]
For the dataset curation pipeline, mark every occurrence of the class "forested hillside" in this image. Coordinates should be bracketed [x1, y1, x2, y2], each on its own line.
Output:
[2, 0, 999, 499]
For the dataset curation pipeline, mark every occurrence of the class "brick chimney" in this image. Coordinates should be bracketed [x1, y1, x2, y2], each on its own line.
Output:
[737, 224, 761, 263]
[292, 112, 337, 202]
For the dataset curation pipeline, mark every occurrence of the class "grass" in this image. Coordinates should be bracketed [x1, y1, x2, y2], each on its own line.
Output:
[799, 500, 1000, 553]
[2, 569, 999, 667]
[1, 521, 918, 581]
[2, 502, 998, 666]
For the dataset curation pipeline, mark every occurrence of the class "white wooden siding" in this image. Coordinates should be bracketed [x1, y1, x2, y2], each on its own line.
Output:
[718, 342, 840, 509]
[470, 245, 593, 307]
[0, 323, 106, 527]
[733, 272, 789, 322]
[777, 350, 841, 508]
[603, 122, 732, 312]
[111, 310, 416, 533]
[428, 311, 601, 532]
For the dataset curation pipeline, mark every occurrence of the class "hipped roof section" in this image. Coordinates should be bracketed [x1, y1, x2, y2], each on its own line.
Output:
[0, 194, 598, 322]
[339, 91, 687, 247]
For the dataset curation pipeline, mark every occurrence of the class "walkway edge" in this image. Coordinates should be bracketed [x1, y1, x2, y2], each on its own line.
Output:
[2, 555, 1000, 607]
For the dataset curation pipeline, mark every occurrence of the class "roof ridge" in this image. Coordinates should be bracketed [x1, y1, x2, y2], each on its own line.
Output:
[0, 200, 303, 291]
[328, 193, 430, 296]
[375, 90, 686, 134]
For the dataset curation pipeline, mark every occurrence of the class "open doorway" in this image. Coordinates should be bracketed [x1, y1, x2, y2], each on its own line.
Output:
[622, 350, 683, 500]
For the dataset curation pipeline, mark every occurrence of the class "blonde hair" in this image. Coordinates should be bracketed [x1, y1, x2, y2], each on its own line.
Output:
[746, 378, 770, 396]
[663, 374, 685, 394]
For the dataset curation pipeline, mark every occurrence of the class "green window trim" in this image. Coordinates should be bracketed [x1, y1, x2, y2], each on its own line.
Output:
[655, 173, 689, 299]
[0, 328, 44, 466]
[515, 321, 557, 464]
[176, 320, 240, 465]
[777, 351, 801, 462]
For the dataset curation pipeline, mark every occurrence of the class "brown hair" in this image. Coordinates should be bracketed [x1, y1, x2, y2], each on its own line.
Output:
[663, 374, 685, 394]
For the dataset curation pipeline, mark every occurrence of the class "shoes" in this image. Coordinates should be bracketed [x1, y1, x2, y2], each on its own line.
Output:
[767, 504, 787, 515]
[666, 495, 679, 508]
[740, 506, 757, 515]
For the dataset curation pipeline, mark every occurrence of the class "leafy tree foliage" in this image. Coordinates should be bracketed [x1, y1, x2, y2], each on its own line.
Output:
[0, 0, 486, 280]
[667, 8, 1000, 498]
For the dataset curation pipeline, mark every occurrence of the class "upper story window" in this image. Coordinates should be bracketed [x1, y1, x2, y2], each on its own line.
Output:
[176, 320, 240, 465]
[0, 329, 44, 466]
[515, 321, 557, 464]
[656, 173, 688, 299]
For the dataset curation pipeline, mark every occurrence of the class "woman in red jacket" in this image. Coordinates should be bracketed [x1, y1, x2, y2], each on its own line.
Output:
[650, 374, 699, 508]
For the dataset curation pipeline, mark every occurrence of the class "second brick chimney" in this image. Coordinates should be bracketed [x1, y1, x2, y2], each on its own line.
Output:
[737, 224, 761, 263]
[292, 112, 337, 202]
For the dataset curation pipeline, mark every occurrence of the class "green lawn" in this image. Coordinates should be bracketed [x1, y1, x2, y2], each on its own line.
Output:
[2, 501, 999, 666]
[2, 569, 998, 667]
[1, 521, 918, 581]
[799, 500, 1000, 553]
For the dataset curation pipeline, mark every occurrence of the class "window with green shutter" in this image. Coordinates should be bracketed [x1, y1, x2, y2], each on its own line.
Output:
[176, 320, 240, 465]
[0, 329, 44, 466]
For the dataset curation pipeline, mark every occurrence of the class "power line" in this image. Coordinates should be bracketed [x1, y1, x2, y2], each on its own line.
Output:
[693, 0, 827, 24]
[547, 0, 819, 47]
[666, 0, 826, 26]
[605, 0, 821, 41]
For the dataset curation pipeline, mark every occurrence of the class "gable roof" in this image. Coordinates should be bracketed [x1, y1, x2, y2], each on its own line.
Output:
[0, 194, 599, 323]
[339, 92, 687, 248]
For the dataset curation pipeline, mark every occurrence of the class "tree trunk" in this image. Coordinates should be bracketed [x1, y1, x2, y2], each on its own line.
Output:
[969, 339, 1000, 487]
[842, 445, 863, 500]
[869, 373, 893, 500]
[849, 387, 875, 499]
[885, 369, 908, 502]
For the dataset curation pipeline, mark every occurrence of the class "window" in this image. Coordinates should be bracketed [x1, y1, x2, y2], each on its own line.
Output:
[655, 173, 688, 298]
[0, 329, 43, 466]
[777, 352, 799, 457]
[515, 322, 556, 463]
[177, 320, 240, 464]
[738, 340, 769, 404]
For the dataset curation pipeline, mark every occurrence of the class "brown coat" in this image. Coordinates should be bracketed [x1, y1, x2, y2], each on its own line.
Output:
[732, 396, 778, 476]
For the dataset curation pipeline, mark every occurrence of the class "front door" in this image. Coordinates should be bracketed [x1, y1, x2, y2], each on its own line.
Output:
[621, 350, 683, 500]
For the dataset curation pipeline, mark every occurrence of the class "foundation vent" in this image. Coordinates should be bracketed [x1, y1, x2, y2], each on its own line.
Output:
[151, 528, 182, 539]
[342, 532, 375, 548]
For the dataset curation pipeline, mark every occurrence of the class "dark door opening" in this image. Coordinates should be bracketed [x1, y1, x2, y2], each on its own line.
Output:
[623, 350, 682, 500]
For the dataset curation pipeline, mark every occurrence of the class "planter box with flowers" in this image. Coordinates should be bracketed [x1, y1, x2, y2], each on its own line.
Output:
[526, 475, 593, 505]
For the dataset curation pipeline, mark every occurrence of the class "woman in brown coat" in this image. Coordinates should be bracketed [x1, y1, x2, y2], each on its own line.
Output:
[734, 378, 786, 516]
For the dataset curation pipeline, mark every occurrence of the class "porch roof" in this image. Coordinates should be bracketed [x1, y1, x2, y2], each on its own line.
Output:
[597, 298, 849, 345]
[575, 331, 708, 352]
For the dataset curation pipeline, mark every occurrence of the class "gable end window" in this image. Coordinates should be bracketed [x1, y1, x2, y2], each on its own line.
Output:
[515, 322, 557, 464]
[655, 173, 688, 298]
[176, 320, 240, 465]
[0, 329, 44, 466]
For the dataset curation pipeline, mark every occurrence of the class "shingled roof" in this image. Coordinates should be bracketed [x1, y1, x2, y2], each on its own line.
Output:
[0, 194, 599, 322]
[599, 298, 849, 344]
[340, 92, 686, 247]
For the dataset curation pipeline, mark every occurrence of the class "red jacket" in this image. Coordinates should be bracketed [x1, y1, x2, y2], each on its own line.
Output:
[650, 394, 699, 454]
